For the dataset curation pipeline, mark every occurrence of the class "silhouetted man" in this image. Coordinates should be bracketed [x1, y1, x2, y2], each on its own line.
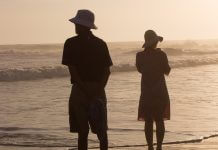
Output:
[62, 10, 113, 150]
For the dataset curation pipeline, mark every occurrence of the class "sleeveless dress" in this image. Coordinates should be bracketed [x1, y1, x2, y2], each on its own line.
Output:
[136, 48, 171, 121]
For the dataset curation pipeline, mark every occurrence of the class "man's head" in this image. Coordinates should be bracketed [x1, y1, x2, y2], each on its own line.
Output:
[75, 23, 90, 35]
[69, 9, 97, 34]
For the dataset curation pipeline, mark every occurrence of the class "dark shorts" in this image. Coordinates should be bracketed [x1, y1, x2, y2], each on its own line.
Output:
[69, 84, 107, 134]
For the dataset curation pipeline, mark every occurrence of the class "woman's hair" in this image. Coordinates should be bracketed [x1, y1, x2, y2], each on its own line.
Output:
[143, 30, 163, 49]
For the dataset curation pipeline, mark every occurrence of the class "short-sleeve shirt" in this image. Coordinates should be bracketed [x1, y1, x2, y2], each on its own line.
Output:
[62, 31, 113, 83]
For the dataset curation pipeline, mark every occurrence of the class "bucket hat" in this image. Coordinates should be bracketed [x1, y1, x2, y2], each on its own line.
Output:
[142, 30, 163, 48]
[69, 9, 97, 29]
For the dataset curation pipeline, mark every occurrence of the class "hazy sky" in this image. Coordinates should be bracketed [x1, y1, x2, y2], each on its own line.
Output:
[1, 0, 218, 44]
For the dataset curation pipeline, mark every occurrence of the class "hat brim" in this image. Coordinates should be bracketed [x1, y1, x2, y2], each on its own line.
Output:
[69, 18, 97, 29]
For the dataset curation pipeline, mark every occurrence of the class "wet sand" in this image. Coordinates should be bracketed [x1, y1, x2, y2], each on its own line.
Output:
[112, 137, 218, 149]
[166, 137, 218, 150]
[0, 137, 218, 150]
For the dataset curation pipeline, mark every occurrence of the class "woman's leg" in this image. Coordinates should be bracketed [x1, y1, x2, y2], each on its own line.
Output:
[155, 120, 165, 150]
[144, 119, 154, 150]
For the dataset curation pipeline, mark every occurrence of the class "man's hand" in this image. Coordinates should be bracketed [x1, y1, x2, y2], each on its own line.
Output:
[83, 83, 104, 99]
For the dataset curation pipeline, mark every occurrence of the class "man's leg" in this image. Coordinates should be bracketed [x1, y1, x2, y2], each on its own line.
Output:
[72, 103, 89, 150]
[97, 130, 108, 150]
[71, 86, 90, 150]
[78, 131, 89, 150]
[145, 119, 154, 150]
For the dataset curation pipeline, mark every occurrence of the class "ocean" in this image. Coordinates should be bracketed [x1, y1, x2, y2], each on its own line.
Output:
[1, 40, 218, 149]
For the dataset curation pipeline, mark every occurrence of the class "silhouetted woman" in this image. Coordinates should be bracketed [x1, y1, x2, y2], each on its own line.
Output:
[136, 30, 171, 150]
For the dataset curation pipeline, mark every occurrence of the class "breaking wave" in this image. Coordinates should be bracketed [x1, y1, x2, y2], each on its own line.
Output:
[1, 57, 218, 82]
[0, 66, 69, 82]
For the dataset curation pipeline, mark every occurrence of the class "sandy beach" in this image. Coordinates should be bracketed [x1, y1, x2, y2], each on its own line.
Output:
[166, 137, 218, 150]
[165, 137, 218, 150]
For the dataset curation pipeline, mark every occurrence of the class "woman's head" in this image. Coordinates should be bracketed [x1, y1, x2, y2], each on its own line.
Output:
[142, 30, 163, 49]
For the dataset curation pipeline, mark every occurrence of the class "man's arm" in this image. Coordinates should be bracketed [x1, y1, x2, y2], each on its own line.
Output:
[68, 65, 93, 98]
[69, 65, 111, 99]
[89, 67, 110, 99]
[68, 65, 84, 87]
[100, 67, 111, 89]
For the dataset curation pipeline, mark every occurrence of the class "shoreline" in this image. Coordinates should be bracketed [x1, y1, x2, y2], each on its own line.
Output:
[1, 136, 218, 150]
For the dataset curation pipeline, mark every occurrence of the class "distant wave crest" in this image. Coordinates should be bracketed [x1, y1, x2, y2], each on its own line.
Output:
[0, 66, 69, 82]
[127, 48, 218, 56]
[163, 48, 218, 56]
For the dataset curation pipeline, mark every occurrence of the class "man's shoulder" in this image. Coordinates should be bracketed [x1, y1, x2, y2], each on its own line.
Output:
[65, 36, 79, 44]
[92, 35, 107, 46]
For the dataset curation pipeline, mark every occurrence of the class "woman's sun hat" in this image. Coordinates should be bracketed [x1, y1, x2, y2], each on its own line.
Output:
[142, 30, 163, 48]
[69, 9, 97, 29]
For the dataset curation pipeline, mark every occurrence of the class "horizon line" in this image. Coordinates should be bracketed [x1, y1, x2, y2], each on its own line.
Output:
[1, 38, 218, 46]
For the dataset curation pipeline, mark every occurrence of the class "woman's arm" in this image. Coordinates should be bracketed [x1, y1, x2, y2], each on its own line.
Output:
[136, 53, 142, 73]
[162, 52, 171, 75]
